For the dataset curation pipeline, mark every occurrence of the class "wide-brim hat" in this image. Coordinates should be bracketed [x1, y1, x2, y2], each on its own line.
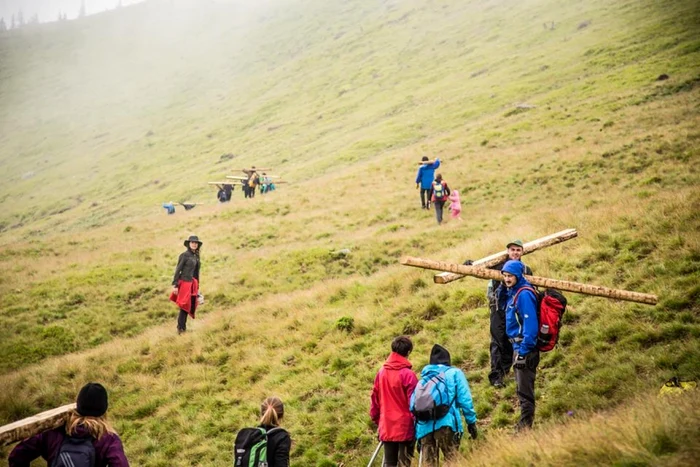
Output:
[506, 239, 524, 249]
[184, 235, 203, 247]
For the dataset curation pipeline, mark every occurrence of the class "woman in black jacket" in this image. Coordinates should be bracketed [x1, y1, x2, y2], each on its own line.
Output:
[170, 235, 202, 334]
[259, 397, 291, 467]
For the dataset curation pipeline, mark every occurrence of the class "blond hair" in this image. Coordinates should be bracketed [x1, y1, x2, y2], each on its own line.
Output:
[260, 397, 284, 427]
[65, 409, 116, 440]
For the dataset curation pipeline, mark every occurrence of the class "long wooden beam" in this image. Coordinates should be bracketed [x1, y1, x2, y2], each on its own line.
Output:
[0, 403, 75, 447]
[402, 256, 658, 305]
[435, 228, 578, 284]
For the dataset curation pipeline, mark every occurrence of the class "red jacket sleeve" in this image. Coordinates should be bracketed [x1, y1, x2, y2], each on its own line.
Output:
[369, 371, 381, 424]
[402, 368, 418, 403]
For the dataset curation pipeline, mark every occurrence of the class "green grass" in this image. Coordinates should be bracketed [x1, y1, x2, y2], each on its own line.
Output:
[0, 0, 699, 465]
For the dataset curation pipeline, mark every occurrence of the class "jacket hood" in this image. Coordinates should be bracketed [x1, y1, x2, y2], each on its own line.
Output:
[503, 260, 531, 292]
[430, 344, 451, 365]
[502, 260, 525, 278]
[384, 352, 413, 370]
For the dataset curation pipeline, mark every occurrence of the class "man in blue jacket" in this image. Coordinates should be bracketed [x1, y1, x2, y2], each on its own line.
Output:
[415, 156, 440, 209]
[502, 260, 540, 430]
[410, 344, 477, 466]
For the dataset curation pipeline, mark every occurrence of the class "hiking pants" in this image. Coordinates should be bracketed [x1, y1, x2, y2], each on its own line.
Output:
[420, 188, 433, 208]
[434, 200, 445, 224]
[383, 441, 414, 467]
[419, 427, 460, 467]
[177, 297, 196, 332]
[514, 350, 540, 429]
[488, 291, 513, 385]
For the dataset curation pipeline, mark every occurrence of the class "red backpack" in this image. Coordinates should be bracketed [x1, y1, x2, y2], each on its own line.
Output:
[513, 287, 567, 352]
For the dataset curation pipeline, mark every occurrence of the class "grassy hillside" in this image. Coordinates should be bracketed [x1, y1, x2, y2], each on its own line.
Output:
[0, 0, 698, 465]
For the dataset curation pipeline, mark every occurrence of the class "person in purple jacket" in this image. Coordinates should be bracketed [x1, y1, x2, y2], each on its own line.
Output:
[9, 382, 130, 467]
[502, 260, 540, 430]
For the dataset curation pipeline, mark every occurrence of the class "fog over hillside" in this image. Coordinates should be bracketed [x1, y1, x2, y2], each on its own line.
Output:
[0, 0, 145, 22]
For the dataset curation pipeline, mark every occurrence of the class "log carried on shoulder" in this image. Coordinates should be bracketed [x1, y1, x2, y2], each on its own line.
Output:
[0, 403, 76, 447]
[435, 228, 578, 284]
[401, 256, 658, 305]
[417, 160, 437, 165]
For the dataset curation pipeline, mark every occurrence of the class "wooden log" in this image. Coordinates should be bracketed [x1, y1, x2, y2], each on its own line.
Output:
[435, 228, 578, 284]
[240, 167, 271, 172]
[226, 175, 248, 180]
[208, 182, 240, 185]
[0, 403, 75, 447]
[417, 160, 437, 165]
[401, 256, 658, 305]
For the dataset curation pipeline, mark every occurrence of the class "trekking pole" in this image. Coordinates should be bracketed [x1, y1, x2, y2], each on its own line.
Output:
[418, 444, 423, 467]
[367, 441, 383, 467]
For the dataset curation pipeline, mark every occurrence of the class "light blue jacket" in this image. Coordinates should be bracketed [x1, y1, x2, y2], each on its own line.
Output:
[410, 364, 477, 440]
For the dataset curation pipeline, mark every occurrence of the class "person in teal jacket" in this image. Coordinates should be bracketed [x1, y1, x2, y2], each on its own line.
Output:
[410, 344, 477, 466]
[415, 156, 441, 209]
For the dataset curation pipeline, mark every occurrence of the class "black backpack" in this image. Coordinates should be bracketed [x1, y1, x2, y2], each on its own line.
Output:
[234, 427, 280, 467]
[51, 436, 95, 467]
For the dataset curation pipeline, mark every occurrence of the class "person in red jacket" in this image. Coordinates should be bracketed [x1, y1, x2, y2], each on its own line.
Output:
[370, 336, 419, 467]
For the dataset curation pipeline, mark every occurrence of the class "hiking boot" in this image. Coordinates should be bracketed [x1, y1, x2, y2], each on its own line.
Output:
[177, 328, 185, 335]
[493, 380, 506, 389]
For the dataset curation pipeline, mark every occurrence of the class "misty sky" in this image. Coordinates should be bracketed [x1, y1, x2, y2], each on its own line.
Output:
[0, 0, 145, 23]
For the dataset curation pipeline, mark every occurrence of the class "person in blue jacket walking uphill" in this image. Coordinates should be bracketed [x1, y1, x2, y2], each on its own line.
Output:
[410, 345, 477, 466]
[501, 260, 540, 430]
[415, 156, 440, 209]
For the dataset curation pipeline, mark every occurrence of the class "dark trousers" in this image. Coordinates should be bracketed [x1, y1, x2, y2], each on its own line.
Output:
[514, 350, 540, 429]
[434, 200, 445, 224]
[420, 188, 433, 208]
[177, 297, 196, 332]
[488, 292, 513, 385]
[419, 427, 460, 467]
[177, 309, 188, 331]
[383, 441, 414, 467]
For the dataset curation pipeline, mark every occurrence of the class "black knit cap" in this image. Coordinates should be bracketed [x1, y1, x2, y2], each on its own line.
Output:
[430, 344, 451, 365]
[76, 382, 108, 417]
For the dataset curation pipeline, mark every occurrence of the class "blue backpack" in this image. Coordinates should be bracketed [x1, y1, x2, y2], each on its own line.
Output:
[51, 436, 95, 467]
[412, 370, 455, 421]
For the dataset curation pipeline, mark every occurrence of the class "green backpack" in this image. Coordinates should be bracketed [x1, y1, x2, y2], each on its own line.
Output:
[433, 182, 446, 200]
[234, 427, 280, 467]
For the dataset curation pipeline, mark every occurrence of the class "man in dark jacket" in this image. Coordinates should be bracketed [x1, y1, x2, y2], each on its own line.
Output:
[484, 239, 533, 388]
[415, 156, 440, 209]
[502, 260, 540, 430]
[370, 336, 418, 467]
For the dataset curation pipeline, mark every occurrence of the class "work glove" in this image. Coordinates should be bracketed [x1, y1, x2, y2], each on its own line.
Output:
[513, 353, 528, 370]
[467, 423, 478, 440]
[462, 259, 473, 266]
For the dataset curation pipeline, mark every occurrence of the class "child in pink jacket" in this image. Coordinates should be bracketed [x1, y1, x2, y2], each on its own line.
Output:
[448, 189, 462, 220]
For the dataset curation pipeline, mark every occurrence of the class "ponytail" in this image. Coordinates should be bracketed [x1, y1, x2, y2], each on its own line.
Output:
[260, 397, 284, 427]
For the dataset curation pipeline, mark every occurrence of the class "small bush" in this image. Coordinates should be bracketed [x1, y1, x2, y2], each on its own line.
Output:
[336, 316, 354, 332]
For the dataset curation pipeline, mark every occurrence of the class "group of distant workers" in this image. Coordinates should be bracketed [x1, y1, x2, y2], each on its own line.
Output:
[216, 167, 277, 203]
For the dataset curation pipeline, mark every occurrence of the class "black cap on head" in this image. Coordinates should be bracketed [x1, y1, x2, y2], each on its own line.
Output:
[421, 156, 429, 161]
[76, 382, 108, 417]
[430, 344, 451, 365]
